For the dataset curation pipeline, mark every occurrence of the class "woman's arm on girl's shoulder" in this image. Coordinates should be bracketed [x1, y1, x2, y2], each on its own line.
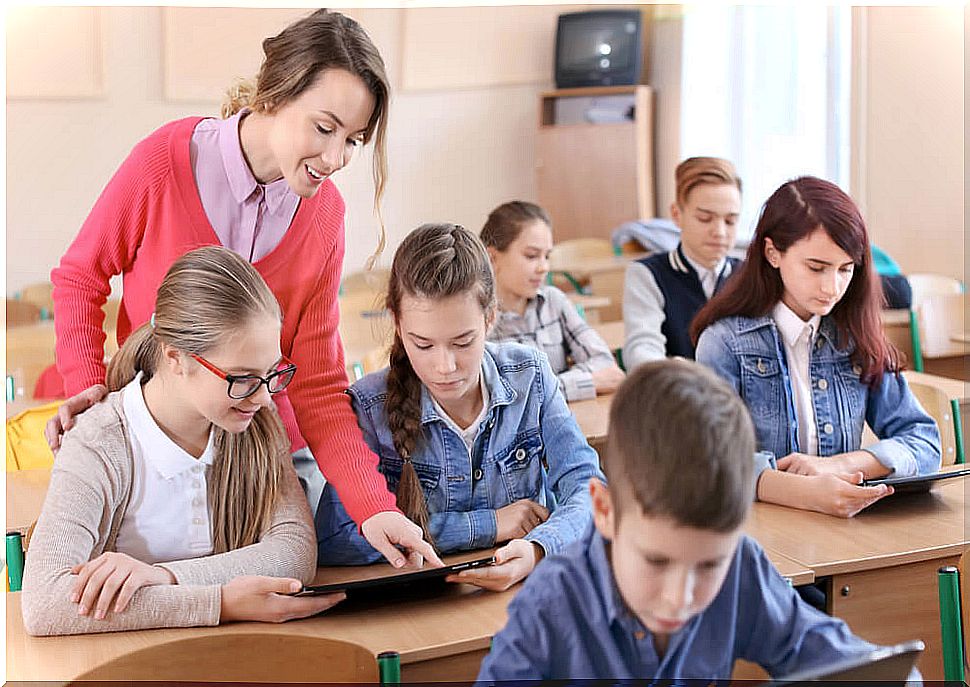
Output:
[863, 371, 942, 477]
[159, 458, 317, 586]
[21, 425, 221, 636]
[51, 134, 159, 395]
[529, 353, 606, 555]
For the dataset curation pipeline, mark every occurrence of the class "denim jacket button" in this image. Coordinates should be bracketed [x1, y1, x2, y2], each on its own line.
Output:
[757, 360, 766, 373]
[514, 448, 527, 461]
[852, 364, 862, 375]
[817, 378, 829, 390]
[815, 339, 824, 350]
[473, 468, 484, 480]
[823, 423, 834, 434]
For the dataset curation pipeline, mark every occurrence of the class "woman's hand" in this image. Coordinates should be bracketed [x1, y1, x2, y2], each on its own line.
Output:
[495, 499, 549, 542]
[71, 551, 175, 619]
[45, 383, 108, 452]
[446, 539, 543, 592]
[361, 511, 444, 569]
[806, 472, 894, 518]
[220, 576, 345, 623]
[591, 366, 625, 395]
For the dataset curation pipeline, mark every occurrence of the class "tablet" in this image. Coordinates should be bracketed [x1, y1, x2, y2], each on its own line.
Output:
[763, 639, 923, 685]
[292, 555, 496, 597]
[863, 467, 970, 494]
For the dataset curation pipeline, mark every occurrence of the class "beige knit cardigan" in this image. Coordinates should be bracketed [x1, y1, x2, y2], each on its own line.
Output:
[21, 391, 317, 636]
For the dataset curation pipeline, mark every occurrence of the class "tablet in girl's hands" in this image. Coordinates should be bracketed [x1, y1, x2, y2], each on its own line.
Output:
[292, 555, 496, 597]
[862, 467, 970, 494]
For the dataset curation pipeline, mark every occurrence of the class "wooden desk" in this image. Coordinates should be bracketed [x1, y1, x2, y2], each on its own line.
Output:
[746, 469, 969, 680]
[567, 293, 611, 324]
[952, 333, 970, 345]
[6, 553, 517, 682]
[568, 394, 612, 446]
[7, 468, 51, 533]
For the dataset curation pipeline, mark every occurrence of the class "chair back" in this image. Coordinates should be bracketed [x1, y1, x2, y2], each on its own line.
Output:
[342, 268, 391, 296]
[6, 299, 41, 327]
[71, 632, 379, 683]
[908, 273, 963, 310]
[16, 282, 54, 315]
[908, 381, 960, 465]
[916, 293, 967, 359]
[338, 291, 393, 380]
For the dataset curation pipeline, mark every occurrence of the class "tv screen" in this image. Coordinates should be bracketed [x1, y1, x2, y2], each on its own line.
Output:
[555, 10, 642, 89]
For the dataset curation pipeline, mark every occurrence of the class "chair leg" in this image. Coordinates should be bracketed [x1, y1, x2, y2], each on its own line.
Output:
[938, 566, 966, 683]
[953, 399, 965, 464]
[378, 651, 401, 685]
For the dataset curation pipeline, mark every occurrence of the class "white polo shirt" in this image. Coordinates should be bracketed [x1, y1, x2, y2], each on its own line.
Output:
[114, 374, 216, 564]
[772, 302, 821, 456]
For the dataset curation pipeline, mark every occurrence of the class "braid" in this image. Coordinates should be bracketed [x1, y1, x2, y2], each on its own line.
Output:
[384, 335, 434, 547]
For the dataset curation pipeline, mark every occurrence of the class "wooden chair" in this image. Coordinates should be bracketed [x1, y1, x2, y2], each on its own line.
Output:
[341, 267, 391, 296]
[906, 275, 964, 372]
[339, 291, 392, 381]
[6, 299, 42, 327]
[937, 548, 969, 683]
[548, 238, 617, 293]
[909, 381, 961, 465]
[16, 281, 54, 316]
[71, 632, 380, 683]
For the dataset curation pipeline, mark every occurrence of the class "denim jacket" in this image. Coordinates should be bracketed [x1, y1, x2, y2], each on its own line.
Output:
[315, 342, 605, 565]
[695, 314, 941, 478]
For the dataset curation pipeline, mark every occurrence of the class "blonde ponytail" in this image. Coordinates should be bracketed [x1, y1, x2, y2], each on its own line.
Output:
[105, 323, 160, 391]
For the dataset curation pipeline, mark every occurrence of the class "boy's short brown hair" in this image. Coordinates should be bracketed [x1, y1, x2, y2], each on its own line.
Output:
[604, 359, 755, 531]
[675, 156, 742, 207]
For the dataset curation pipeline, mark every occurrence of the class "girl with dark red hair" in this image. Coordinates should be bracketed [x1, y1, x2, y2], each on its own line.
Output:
[692, 176, 940, 518]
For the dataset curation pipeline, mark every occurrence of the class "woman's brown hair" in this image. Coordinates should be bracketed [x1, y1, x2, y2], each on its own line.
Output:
[479, 200, 551, 251]
[106, 246, 289, 553]
[384, 224, 496, 544]
[690, 176, 898, 387]
[222, 8, 391, 266]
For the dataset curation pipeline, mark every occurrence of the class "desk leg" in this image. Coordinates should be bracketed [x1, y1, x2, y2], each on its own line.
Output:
[827, 556, 960, 682]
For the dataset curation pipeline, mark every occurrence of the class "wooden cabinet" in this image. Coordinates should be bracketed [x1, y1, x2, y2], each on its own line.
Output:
[536, 85, 655, 242]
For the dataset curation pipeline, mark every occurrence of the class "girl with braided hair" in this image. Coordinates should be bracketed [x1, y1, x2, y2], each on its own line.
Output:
[316, 223, 604, 591]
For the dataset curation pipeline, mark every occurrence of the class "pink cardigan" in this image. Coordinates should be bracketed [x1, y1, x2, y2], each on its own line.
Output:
[50, 117, 397, 525]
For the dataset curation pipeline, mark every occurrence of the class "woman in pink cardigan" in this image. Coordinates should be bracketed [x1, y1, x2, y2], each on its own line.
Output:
[46, 9, 438, 569]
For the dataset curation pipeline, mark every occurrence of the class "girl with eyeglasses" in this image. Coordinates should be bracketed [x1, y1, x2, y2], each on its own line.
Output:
[22, 247, 344, 636]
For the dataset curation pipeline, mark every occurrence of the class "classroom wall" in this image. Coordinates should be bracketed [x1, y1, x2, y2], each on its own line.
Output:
[852, 6, 965, 282]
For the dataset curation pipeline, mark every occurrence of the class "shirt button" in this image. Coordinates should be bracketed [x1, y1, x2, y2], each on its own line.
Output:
[192, 480, 201, 489]
[192, 464, 202, 474]
[192, 497, 203, 507]
[823, 423, 834, 435]
[192, 517, 202, 525]
[473, 468, 484, 480]
[817, 378, 829, 390]
[514, 448, 527, 461]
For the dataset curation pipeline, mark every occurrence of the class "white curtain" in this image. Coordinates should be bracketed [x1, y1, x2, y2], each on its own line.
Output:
[679, 4, 851, 238]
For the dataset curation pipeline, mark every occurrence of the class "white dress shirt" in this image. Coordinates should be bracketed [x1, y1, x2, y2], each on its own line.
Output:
[114, 374, 216, 564]
[772, 302, 822, 456]
[682, 252, 726, 300]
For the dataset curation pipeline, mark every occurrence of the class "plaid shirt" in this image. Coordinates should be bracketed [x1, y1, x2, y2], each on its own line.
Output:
[488, 286, 616, 401]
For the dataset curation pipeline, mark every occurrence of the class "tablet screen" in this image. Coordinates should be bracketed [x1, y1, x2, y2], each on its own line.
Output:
[292, 555, 496, 597]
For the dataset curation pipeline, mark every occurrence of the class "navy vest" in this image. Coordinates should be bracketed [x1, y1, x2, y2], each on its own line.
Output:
[636, 243, 740, 359]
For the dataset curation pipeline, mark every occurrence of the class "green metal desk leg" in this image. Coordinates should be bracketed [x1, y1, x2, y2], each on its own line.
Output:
[938, 565, 965, 683]
[378, 651, 401, 685]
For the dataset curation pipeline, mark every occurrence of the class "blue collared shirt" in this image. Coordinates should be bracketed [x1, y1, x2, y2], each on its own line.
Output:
[477, 526, 909, 683]
[315, 342, 605, 564]
[695, 314, 941, 478]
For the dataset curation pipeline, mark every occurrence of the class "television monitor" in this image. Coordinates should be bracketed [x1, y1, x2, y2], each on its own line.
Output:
[555, 10, 643, 89]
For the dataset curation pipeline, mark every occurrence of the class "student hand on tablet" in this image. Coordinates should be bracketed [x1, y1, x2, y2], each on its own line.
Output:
[808, 472, 893, 518]
[71, 551, 176, 619]
[361, 511, 444, 569]
[446, 539, 543, 591]
[495, 499, 550, 542]
[220, 576, 345, 623]
[45, 383, 108, 452]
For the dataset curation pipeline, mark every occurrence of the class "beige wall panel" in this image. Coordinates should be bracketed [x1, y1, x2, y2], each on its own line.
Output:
[6, 6, 103, 99]
[855, 6, 964, 282]
[162, 7, 402, 102]
[401, 5, 588, 92]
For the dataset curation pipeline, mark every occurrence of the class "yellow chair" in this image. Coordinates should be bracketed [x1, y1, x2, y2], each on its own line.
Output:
[6, 401, 59, 471]
[71, 633, 380, 683]
[548, 238, 617, 293]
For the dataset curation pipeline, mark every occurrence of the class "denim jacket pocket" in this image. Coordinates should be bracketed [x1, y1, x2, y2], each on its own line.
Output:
[738, 354, 784, 420]
[379, 456, 442, 493]
[834, 360, 867, 418]
[493, 432, 544, 502]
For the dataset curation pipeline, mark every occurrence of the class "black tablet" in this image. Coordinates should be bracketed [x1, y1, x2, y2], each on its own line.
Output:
[863, 467, 970, 494]
[292, 555, 496, 597]
[763, 639, 923, 685]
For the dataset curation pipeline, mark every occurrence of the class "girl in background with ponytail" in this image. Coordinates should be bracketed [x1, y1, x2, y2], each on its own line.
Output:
[22, 247, 343, 636]
[315, 224, 604, 591]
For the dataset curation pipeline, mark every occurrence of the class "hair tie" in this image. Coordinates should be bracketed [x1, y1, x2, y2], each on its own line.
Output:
[150, 312, 156, 329]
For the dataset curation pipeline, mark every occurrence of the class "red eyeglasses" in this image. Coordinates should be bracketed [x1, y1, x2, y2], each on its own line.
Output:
[191, 354, 297, 400]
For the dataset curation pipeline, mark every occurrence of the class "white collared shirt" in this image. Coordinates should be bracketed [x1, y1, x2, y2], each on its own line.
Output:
[115, 374, 216, 564]
[682, 252, 726, 300]
[772, 302, 822, 456]
[431, 370, 490, 458]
